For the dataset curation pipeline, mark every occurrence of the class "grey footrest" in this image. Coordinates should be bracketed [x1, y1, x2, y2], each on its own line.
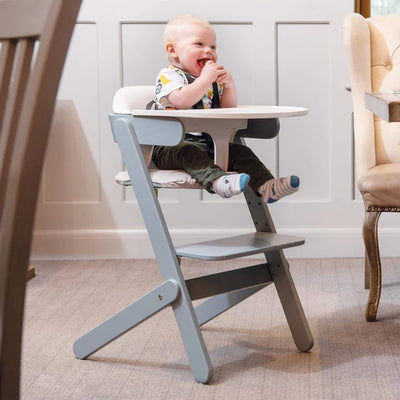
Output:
[175, 232, 304, 261]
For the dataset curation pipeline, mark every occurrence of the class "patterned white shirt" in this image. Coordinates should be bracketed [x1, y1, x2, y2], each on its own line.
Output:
[154, 65, 223, 110]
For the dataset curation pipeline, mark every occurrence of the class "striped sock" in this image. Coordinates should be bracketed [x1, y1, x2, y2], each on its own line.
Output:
[258, 175, 300, 203]
[212, 173, 250, 198]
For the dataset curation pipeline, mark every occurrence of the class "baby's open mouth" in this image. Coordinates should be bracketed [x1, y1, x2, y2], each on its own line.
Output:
[198, 59, 210, 68]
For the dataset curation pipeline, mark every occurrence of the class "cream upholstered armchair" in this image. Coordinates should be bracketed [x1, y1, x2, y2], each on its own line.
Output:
[344, 13, 400, 322]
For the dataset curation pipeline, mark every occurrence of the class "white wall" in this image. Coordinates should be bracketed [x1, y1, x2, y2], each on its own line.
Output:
[31, 0, 400, 259]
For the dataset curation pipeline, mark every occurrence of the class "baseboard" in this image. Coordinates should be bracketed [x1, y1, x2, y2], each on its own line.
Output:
[30, 227, 400, 260]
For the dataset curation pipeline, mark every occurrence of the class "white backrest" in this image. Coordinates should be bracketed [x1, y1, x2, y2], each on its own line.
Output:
[112, 85, 155, 114]
[112, 86, 155, 167]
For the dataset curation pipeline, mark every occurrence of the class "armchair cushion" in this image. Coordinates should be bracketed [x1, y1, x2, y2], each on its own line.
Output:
[358, 163, 400, 209]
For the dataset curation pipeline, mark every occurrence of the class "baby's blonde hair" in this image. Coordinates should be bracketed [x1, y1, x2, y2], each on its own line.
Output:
[164, 15, 214, 46]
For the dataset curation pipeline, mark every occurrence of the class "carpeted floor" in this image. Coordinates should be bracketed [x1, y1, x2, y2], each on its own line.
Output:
[22, 257, 400, 399]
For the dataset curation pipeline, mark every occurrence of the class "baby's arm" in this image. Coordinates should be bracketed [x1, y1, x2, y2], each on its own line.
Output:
[167, 62, 224, 109]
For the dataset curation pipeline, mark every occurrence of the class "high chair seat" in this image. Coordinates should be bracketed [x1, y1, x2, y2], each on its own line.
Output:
[115, 169, 201, 188]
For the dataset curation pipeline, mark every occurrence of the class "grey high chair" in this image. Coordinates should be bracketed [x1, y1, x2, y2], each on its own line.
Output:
[73, 86, 314, 383]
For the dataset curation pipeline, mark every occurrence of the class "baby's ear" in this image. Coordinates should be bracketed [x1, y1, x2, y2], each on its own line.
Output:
[165, 42, 176, 57]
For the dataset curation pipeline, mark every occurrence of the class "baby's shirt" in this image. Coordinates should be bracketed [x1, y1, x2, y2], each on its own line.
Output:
[154, 65, 223, 110]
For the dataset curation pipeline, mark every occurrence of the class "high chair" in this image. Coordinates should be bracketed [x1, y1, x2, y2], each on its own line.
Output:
[73, 86, 314, 383]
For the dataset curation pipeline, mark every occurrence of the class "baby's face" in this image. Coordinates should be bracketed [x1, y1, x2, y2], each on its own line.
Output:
[170, 24, 217, 77]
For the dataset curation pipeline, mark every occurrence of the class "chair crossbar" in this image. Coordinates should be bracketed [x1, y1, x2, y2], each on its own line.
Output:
[195, 284, 270, 326]
[186, 262, 273, 301]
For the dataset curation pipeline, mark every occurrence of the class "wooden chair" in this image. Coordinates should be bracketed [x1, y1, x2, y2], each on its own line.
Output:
[344, 13, 400, 321]
[0, 1, 81, 398]
[73, 86, 314, 383]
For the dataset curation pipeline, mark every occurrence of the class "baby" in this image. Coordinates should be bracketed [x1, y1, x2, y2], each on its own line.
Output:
[152, 15, 299, 202]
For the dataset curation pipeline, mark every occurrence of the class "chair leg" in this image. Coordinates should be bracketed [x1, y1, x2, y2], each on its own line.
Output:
[364, 249, 370, 289]
[26, 265, 36, 280]
[171, 295, 214, 384]
[113, 121, 213, 383]
[243, 187, 313, 352]
[269, 252, 314, 352]
[362, 210, 382, 322]
[73, 279, 180, 359]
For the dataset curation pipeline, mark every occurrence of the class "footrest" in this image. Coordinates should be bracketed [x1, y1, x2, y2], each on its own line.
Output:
[175, 232, 304, 261]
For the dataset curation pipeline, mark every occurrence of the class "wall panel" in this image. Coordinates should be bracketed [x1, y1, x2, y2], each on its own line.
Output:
[31, 0, 400, 259]
[44, 23, 101, 204]
[277, 22, 330, 201]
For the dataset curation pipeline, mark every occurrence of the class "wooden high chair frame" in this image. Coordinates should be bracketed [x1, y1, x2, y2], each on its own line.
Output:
[73, 86, 314, 383]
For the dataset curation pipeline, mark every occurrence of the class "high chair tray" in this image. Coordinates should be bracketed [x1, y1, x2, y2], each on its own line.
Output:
[175, 232, 304, 261]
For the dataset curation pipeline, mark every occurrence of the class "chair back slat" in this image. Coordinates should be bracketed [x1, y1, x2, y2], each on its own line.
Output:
[0, 41, 17, 128]
[0, 1, 82, 398]
[0, 40, 35, 216]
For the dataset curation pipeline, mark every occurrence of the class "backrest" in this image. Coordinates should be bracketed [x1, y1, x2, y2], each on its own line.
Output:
[112, 85, 156, 167]
[113, 85, 155, 114]
[344, 13, 400, 179]
[368, 15, 400, 166]
[0, 1, 81, 398]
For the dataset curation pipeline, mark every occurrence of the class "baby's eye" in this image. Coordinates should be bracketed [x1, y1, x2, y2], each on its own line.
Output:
[211, 45, 216, 50]
[195, 42, 203, 46]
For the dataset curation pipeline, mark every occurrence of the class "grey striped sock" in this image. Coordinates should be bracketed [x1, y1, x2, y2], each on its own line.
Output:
[258, 175, 300, 203]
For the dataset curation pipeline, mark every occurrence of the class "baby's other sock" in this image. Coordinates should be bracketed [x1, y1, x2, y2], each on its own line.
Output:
[258, 176, 299, 203]
[212, 173, 250, 198]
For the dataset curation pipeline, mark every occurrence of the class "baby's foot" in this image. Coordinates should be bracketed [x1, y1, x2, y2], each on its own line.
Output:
[212, 173, 250, 198]
[258, 176, 300, 203]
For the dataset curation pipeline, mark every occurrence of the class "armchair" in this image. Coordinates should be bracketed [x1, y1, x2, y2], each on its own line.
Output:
[344, 13, 400, 321]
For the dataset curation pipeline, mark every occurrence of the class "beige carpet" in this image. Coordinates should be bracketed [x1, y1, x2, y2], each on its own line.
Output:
[22, 258, 400, 399]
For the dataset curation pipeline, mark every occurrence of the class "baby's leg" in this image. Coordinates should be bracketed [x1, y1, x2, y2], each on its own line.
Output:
[152, 142, 248, 197]
[228, 142, 299, 203]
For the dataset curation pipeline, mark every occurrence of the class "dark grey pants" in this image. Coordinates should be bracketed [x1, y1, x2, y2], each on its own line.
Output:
[152, 134, 274, 193]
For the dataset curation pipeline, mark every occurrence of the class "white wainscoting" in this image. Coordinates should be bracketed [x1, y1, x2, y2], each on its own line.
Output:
[31, 0, 400, 259]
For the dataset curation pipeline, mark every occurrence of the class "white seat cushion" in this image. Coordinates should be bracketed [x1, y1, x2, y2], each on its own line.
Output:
[115, 169, 202, 188]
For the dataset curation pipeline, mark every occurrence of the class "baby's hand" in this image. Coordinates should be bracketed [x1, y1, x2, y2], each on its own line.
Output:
[200, 61, 225, 83]
[216, 69, 234, 89]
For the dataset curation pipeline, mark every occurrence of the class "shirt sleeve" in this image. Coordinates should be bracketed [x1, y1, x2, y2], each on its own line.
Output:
[154, 67, 187, 104]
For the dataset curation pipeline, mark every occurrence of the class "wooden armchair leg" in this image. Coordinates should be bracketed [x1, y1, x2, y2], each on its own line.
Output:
[362, 210, 382, 322]
[364, 249, 370, 289]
